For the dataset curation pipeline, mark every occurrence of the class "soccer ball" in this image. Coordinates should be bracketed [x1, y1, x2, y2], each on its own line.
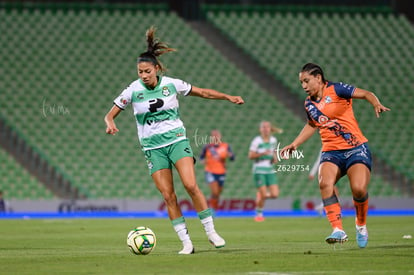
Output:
[127, 226, 157, 255]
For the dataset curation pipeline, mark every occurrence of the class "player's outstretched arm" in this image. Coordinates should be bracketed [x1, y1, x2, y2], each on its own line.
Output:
[189, 86, 244, 105]
[280, 123, 317, 158]
[352, 88, 391, 118]
[104, 105, 122, 135]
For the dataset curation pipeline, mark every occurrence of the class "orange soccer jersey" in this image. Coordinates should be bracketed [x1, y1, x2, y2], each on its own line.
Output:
[305, 81, 368, 151]
[200, 143, 234, 174]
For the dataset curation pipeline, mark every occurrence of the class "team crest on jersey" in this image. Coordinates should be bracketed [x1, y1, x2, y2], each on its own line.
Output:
[324, 96, 332, 104]
[162, 87, 170, 96]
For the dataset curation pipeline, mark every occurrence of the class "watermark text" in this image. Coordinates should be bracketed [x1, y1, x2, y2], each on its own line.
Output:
[42, 98, 70, 117]
[192, 128, 222, 147]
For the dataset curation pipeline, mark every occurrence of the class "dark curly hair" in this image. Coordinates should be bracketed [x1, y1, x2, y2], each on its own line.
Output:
[301, 63, 327, 84]
[137, 26, 176, 73]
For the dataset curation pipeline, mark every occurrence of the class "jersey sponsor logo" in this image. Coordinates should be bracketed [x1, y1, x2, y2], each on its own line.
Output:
[148, 98, 164, 112]
[318, 115, 329, 124]
[147, 118, 168, 126]
[184, 147, 191, 154]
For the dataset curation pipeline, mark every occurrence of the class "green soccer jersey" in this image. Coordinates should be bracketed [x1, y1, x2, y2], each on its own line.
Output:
[249, 136, 277, 174]
[114, 76, 192, 151]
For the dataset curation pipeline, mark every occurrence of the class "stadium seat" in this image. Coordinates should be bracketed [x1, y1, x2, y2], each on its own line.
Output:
[0, 148, 54, 199]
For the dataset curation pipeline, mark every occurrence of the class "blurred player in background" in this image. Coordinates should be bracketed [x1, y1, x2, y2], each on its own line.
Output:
[104, 26, 244, 254]
[309, 151, 324, 215]
[248, 121, 283, 222]
[308, 151, 322, 182]
[281, 63, 390, 248]
[200, 129, 235, 212]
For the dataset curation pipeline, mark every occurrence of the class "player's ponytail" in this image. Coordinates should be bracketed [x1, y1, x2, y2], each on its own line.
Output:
[260, 121, 283, 134]
[301, 63, 327, 84]
[270, 124, 283, 134]
[137, 26, 176, 73]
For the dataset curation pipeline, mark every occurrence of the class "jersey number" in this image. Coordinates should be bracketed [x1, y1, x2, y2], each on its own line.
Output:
[148, 98, 164, 113]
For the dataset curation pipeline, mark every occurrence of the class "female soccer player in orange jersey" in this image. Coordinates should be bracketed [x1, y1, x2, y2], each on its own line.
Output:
[200, 129, 235, 211]
[281, 63, 390, 248]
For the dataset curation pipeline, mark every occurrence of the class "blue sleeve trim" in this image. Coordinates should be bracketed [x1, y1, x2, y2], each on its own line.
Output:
[334, 82, 355, 99]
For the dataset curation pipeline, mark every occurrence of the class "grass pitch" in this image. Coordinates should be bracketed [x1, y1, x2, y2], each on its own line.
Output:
[0, 216, 413, 274]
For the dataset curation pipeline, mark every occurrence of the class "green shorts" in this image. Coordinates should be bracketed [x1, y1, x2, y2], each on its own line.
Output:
[253, 173, 277, 188]
[144, 139, 194, 175]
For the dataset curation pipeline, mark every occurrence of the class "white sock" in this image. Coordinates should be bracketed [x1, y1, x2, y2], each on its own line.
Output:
[173, 219, 191, 243]
[200, 216, 215, 235]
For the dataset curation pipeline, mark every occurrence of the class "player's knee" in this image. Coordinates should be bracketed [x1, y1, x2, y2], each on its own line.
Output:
[318, 179, 334, 191]
[162, 192, 178, 205]
[184, 182, 200, 196]
[269, 194, 278, 199]
[352, 188, 367, 199]
[211, 194, 219, 199]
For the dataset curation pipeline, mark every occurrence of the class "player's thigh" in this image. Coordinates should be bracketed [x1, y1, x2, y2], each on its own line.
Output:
[169, 140, 197, 186]
[174, 156, 197, 189]
[318, 162, 342, 198]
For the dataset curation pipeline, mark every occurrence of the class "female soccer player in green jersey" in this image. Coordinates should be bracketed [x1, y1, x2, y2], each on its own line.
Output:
[248, 121, 282, 222]
[104, 26, 244, 254]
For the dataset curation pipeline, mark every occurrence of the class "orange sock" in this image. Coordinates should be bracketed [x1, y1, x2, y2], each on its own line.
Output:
[353, 194, 369, 226]
[324, 203, 343, 230]
[209, 198, 218, 210]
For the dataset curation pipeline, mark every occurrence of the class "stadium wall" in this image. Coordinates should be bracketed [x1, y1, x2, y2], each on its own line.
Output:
[3, 197, 414, 215]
